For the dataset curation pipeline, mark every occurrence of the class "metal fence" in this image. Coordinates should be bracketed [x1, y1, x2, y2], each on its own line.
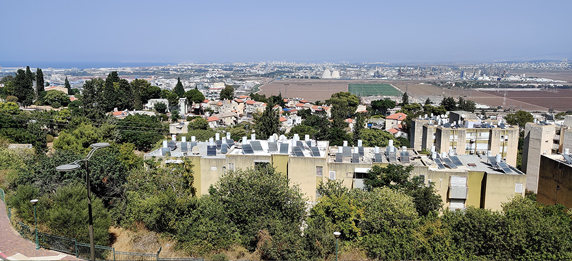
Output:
[1, 188, 204, 261]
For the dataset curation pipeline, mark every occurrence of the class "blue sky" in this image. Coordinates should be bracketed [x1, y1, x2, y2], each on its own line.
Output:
[1, 0, 571, 65]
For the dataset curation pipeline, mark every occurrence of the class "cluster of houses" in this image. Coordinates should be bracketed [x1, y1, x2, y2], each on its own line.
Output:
[109, 94, 408, 138]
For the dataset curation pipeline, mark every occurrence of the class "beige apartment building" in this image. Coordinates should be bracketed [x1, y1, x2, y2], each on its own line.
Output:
[146, 133, 526, 211]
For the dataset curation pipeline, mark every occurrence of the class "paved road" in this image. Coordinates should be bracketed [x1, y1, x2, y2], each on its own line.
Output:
[0, 199, 78, 260]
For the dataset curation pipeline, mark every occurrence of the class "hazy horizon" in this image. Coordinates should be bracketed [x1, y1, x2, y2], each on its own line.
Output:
[1, 0, 571, 65]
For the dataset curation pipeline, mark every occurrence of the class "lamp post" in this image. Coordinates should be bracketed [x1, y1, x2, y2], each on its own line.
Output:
[333, 231, 341, 261]
[30, 199, 39, 250]
[56, 142, 109, 261]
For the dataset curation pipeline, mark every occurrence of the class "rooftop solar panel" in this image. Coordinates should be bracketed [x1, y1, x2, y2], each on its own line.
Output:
[227, 139, 235, 147]
[297, 141, 305, 149]
[293, 146, 305, 157]
[279, 143, 289, 154]
[358, 146, 364, 156]
[352, 153, 360, 163]
[563, 154, 572, 165]
[181, 142, 188, 152]
[251, 141, 263, 151]
[310, 147, 320, 157]
[434, 158, 446, 169]
[497, 162, 513, 173]
[343, 146, 351, 157]
[450, 156, 463, 167]
[488, 157, 498, 168]
[400, 151, 410, 163]
[306, 140, 312, 147]
[207, 145, 217, 156]
[220, 146, 228, 154]
[268, 142, 278, 152]
[161, 147, 170, 156]
[190, 141, 198, 150]
[215, 140, 222, 149]
[168, 141, 177, 150]
[442, 157, 458, 169]
[388, 152, 397, 163]
[374, 153, 383, 163]
[242, 144, 254, 154]
[335, 153, 343, 163]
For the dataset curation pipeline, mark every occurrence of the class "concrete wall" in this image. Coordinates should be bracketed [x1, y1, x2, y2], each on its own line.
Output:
[288, 157, 329, 201]
[537, 155, 572, 208]
[422, 125, 436, 151]
[523, 123, 556, 192]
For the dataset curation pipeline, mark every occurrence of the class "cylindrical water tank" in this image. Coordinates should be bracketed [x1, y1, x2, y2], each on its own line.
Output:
[305, 134, 310, 141]
[242, 136, 247, 144]
[343, 141, 348, 147]
[358, 140, 363, 147]
[354, 147, 358, 153]
[388, 140, 393, 147]
[182, 136, 186, 142]
[375, 146, 379, 153]
[565, 148, 570, 155]
[216, 133, 220, 140]
[227, 132, 231, 140]
[496, 154, 502, 163]
[251, 134, 256, 141]
[163, 140, 168, 148]
[172, 135, 176, 141]
[191, 136, 196, 142]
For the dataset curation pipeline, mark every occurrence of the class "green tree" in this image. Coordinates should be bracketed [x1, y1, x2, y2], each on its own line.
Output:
[457, 97, 476, 112]
[174, 77, 185, 98]
[103, 72, 120, 112]
[286, 125, 318, 139]
[81, 78, 105, 120]
[505, 110, 534, 128]
[327, 92, 359, 129]
[13, 69, 34, 106]
[0, 102, 20, 114]
[117, 114, 167, 151]
[64, 77, 71, 93]
[184, 89, 205, 105]
[154, 102, 167, 114]
[353, 112, 365, 144]
[254, 101, 280, 139]
[371, 98, 396, 115]
[36, 68, 44, 93]
[424, 97, 432, 105]
[44, 90, 70, 107]
[359, 128, 397, 147]
[219, 85, 234, 100]
[365, 164, 442, 216]
[167, 91, 179, 108]
[140, 85, 161, 105]
[402, 92, 409, 105]
[327, 127, 351, 146]
[188, 117, 209, 130]
[440, 97, 457, 111]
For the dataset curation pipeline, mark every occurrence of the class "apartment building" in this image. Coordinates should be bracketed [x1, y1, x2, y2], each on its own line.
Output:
[145, 134, 525, 211]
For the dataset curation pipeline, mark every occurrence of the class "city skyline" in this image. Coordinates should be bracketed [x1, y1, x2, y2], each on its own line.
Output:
[1, 0, 571, 65]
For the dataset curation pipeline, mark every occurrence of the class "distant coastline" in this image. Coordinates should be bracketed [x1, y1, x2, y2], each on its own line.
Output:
[0, 61, 174, 69]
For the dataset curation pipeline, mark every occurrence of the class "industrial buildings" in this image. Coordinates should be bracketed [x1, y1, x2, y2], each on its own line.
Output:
[145, 132, 526, 212]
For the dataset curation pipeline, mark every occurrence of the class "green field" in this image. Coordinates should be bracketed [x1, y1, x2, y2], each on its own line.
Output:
[348, 83, 402, 96]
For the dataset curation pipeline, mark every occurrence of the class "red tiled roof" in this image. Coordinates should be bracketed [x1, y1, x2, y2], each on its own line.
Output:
[311, 105, 318, 109]
[279, 117, 287, 122]
[346, 118, 353, 123]
[112, 111, 124, 116]
[203, 99, 210, 103]
[217, 102, 222, 106]
[283, 99, 289, 102]
[398, 124, 403, 129]
[207, 116, 219, 122]
[388, 128, 399, 134]
[69, 96, 78, 101]
[246, 100, 256, 105]
[239, 95, 249, 99]
[386, 112, 407, 120]
[322, 106, 329, 110]
[300, 99, 309, 103]
[235, 99, 244, 103]
[296, 103, 304, 107]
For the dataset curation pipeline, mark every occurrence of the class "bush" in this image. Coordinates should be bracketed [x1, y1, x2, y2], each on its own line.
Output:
[46, 134, 54, 143]
[6, 96, 18, 103]
[51, 101, 61, 108]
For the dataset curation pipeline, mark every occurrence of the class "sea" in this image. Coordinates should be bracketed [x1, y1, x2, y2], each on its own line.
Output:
[0, 61, 175, 69]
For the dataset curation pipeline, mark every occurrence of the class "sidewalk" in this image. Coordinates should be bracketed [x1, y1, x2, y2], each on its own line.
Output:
[0, 199, 78, 260]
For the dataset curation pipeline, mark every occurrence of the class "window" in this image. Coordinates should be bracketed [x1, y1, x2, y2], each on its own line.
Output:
[329, 171, 336, 180]
[255, 162, 270, 171]
[228, 163, 235, 171]
[354, 172, 366, 179]
[316, 166, 323, 177]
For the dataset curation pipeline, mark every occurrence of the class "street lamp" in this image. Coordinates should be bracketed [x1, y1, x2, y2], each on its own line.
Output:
[56, 142, 109, 261]
[30, 199, 39, 250]
[333, 231, 341, 261]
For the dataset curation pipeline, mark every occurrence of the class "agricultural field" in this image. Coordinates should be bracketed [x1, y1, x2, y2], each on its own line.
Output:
[480, 89, 572, 112]
[348, 83, 402, 97]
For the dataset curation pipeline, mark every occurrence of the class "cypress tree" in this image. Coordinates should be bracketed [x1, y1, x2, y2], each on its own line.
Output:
[174, 77, 185, 98]
[64, 77, 71, 92]
[36, 68, 45, 93]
